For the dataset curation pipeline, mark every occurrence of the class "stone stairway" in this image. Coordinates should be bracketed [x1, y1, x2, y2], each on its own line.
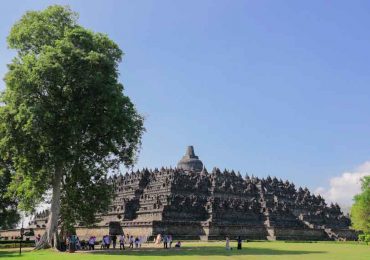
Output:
[324, 228, 339, 241]
[301, 218, 315, 229]
[257, 182, 276, 240]
[301, 217, 340, 241]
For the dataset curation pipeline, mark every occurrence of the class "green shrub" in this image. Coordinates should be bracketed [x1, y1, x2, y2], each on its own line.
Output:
[358, 233, 370, 244]
[365, 234, 370, 244]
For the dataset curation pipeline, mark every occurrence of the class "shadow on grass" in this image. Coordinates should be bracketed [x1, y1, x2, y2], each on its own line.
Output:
[83, 246, 326, 257]
[0, 248, 36, 259]
[0, 251, 24, 258]
[0, 251, 21, 258]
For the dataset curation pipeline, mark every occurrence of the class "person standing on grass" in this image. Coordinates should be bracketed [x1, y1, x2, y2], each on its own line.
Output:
[112, 235, 117, 249]
[237, 236, 242, 250]
[69, 235, 77, 252]
[88, 236, 95, 250]
[129, 235, 134, 248]
[155, 234, 161, 245]
[101, 236, 105, 249]
[225, 236, 230, 250]
[104, 235, 111, 249]
[119, 234, 125, 250]
[163, 235, 168, 249]
[76, 237, 81, 250]
[168, 234, 173, 248]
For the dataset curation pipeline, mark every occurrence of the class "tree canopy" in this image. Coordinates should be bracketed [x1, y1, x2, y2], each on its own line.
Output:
[350, 175, 370, 234]
[0, 5, 144, 248]
[0, 159, 20, 229]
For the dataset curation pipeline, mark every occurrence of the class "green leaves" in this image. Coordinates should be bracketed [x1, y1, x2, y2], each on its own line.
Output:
[0, 5, 144, 228]
[60, 162, 113, 229]
[0, 159, 20, 229]
[7, 5, 77, 55]
[350, 176, 370, 234]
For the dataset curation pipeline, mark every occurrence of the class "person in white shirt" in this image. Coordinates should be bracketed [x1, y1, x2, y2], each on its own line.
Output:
[119, 234, 125, 250]
[155, 234, 161, 245]
[129, 235, 134, 248]
[225, 237, 230, 250]
[168, 234, 173, 248]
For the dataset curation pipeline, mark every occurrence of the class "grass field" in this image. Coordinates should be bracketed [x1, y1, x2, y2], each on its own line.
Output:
[0, 241, 369, 260]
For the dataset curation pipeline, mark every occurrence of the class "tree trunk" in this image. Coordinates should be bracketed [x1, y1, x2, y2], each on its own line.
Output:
[35, 163, 63, 250]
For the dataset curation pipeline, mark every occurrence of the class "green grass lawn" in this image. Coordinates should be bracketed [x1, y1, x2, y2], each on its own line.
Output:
[0, 241, 369, 260]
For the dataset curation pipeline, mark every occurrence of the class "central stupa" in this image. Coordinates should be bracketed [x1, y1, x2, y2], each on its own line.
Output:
[177, 145, 203, 172]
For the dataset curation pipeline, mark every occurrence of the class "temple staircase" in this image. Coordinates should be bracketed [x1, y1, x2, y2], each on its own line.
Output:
[301, 217, 342, 241]
[257, 182, 276, 240]
[324, 228, 339, 240]
[300, 217, 315, 229]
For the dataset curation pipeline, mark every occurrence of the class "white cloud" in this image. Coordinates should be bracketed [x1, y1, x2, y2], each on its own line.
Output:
[315, 161, 370, 213]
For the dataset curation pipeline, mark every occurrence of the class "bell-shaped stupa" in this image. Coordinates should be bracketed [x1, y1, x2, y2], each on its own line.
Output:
[177, 146, 203, 172]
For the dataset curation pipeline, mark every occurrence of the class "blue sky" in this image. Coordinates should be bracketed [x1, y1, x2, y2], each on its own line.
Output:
[1, 1, 370, 205]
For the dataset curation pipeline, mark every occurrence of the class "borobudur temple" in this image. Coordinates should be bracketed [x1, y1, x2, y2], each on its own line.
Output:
[13, 146, 358, 241]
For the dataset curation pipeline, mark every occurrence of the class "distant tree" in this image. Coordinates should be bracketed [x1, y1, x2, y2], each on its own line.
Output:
[350, 176, 370, 235]
[0, 5, 144, 249]
[0, 160, 20, 229]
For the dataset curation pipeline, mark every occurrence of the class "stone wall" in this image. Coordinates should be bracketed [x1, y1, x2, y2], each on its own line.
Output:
[272, 227, 327, 240]
[152, 221, 206, 238]
[0, 228, 44, 240]
[207, 223, 267, 240]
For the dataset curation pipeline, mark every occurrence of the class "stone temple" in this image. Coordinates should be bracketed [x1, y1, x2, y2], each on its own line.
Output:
[2, 146, 357, 241]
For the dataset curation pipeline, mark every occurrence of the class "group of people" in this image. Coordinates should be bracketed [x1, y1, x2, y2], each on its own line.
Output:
[67, 235, 86, 251]
[100, 234, 148, 250]
[64, 233, 244, 252]
[64, 234, 149, 251]
[35, 230, 243, 253]
[225, 236, 243, 250]
[154, 234, 181, 249]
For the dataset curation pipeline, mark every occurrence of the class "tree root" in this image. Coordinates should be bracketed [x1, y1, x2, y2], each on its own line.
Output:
[34, 233, 51, 250]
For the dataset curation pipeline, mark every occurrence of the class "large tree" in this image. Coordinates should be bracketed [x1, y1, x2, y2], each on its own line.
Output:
[350, 175, 370, 235]
[0, 5, 144, 249]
